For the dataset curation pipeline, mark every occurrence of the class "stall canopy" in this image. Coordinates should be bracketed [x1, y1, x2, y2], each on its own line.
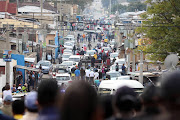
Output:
[24, 58, 35, 63]
[14, 65, 39, 72]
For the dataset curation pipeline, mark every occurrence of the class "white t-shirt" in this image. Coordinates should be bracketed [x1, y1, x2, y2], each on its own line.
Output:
[47, 55, 51, 60]
[85, 69, 90, 77]
[94, 72, 99, 80]
[89, 71, 94, 77]
[3, 90, 12, 100]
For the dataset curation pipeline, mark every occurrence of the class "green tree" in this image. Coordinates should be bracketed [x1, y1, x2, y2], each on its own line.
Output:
[111, 2, 146, 14]
[136, 0, 180, 61]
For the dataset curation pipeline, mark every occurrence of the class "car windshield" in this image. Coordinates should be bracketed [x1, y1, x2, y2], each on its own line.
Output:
[62, 54, 71, 58]
[103, 47, 110, 51]
[110, 53, 118, 58]
[56, 76, 70, 81]
[69, 58, 80, 62]
[64, 38, 70, 41]
[86, 51, 95, 55]
[61, 62, 73, 66]
[108, 73, 120, 78]
[39, 62, 50, 66]
[98, 88, 111, 95]
[64, 42, 73, 46]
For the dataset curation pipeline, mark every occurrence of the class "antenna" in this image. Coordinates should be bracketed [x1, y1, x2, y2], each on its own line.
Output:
[164, 54, 179, 70]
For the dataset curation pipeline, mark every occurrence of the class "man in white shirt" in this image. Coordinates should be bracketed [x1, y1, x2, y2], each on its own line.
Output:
[2, 84, 12, 100]
[89, 70, 94, 85]
[85, 68, 90, 82]
[94, 70, 99, 80]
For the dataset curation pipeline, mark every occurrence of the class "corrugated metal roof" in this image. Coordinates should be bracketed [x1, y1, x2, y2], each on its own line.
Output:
[18, 6, 55, 13]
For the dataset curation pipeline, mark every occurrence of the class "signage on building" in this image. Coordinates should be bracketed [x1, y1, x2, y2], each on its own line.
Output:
[3, 50, 12, 62]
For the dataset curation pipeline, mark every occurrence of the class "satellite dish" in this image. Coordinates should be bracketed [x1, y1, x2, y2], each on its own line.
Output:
[164, 54, 179, 69]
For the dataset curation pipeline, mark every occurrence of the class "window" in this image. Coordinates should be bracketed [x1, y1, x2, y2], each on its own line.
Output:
[0, 66, 5, 74]
[49, 40, 54, 45]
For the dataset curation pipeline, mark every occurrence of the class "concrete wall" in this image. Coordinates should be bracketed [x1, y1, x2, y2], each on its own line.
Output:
[0, 59, 16, 93]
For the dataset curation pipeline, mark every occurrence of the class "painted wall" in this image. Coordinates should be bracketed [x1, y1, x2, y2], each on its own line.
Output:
[11, 54, 25, 83]
[0, 59, 16, 93]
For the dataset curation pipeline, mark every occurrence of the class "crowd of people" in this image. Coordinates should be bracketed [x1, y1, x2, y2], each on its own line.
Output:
[0, 71, 180, 120]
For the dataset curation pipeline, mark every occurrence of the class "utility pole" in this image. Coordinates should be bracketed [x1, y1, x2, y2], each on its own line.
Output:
[6, 24, 10, 84]
[109, 0, 111, 16]
[32, 13, 34, 52]
[16, 27, 19, 53]
[139, 51, 143, 84]
[132, 50, 135, 72]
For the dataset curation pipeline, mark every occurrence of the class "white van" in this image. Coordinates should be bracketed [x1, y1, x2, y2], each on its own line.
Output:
[98, 80, 144, 95]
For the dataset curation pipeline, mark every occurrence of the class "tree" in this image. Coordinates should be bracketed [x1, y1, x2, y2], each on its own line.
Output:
[136, 0, 180, 61]
[111, 2, 146, 14]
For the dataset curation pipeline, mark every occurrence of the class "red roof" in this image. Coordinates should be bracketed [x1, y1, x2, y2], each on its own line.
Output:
[0, 1, 6, 12]
[7, 3, 17, 14]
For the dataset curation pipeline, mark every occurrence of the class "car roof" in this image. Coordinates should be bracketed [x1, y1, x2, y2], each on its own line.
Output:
[38, 60, 50, 63]
[69, 55, 81, 58]
[56, 73, 70, 76]
[87, 50, 96, 52]
[63, 53, 72, 55]
[99, 80, 144, 89]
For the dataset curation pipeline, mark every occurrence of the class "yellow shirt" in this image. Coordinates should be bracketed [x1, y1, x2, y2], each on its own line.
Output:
[94, 54, 97, 59]
[14, 114, 23, 120]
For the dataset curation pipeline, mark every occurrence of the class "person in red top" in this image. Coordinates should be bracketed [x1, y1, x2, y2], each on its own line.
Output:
[61, 48, 64, 54]
[106, 58, 111, 69]
[106, 51, 109, 56]
[84, 46, 87, 54]
[101, 49, 104, 53]
[76, 52, 80, 55]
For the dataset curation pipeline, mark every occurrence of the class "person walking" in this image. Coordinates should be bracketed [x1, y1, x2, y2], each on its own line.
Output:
[91, 57, 95, 68]
[78, 60, 82, 70]
[116, 63, 119, 72]
[122, 64, 126, 75]
[80, 68, 85, 81]
[71, 66, 76, 81]
[75, 68, 80, 80]
[85, 67, 90, 82]
[73, 45, 76, 55]
[106, 58, 111, 69]
[89, 69, 94, 85]
[88, 42, 92, 50]
[58, 54, 62, 64]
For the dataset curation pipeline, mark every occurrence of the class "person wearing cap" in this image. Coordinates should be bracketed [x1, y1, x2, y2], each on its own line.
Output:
[75, 67, 80, 80]
[113, 86, 137, 120]
[20, 91, 38, 120]
[0, 95, 13, 117]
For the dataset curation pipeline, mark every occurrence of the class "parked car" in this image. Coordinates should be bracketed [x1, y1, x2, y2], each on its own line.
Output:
[102, 47, 111, 53]
[64, 42, 74, 50]
[106, 71, 121, 80]
[69, 55, 81, 62]
[63, 49, 73, 54]
[56, 73, 72, 86]
[57, 61, 77, 72]
[62, 53, 72, 61]
[84, 50, 96, 59]
[110, 52, 119, 61]
[98, 80, 144, 95]
[36, 60, 53, 74]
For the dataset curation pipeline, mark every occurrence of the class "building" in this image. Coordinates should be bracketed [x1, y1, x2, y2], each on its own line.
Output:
[0, 0, 17, 15]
